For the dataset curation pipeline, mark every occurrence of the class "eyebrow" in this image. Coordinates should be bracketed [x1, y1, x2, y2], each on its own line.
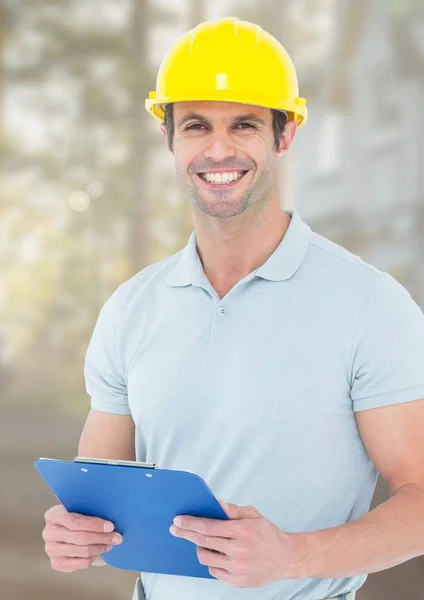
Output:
[176, 112, 266, 128]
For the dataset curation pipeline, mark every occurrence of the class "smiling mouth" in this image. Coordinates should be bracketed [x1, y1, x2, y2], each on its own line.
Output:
[196, 170, 249, 187]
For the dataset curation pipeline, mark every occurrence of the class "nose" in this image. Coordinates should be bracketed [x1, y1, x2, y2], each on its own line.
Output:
[203, 130, 237, 163]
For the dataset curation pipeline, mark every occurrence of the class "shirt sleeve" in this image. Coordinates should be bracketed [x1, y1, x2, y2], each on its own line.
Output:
[350, 272, 424, 412]
[83, 290, 131, 416]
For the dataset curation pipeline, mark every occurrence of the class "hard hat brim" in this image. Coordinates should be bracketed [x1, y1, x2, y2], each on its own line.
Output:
[145, 92, 308, 128]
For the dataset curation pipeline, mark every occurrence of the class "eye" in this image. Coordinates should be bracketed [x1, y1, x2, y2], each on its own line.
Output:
[185, 123, 207, 131]
[235, 122, 255, 130]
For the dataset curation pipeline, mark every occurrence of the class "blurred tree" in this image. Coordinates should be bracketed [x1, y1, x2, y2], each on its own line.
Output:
[189, 0, 206, 28]
[128, 0, 152, 271]
[324, 0, 369, 109]
[0, 0, 169, 412]
[0, 1, 4, 137]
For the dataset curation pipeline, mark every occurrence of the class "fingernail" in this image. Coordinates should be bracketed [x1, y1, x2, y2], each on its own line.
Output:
[106, 545, 113, 551]
[112, 533, 123, 544]
[103, 522, 114, 532]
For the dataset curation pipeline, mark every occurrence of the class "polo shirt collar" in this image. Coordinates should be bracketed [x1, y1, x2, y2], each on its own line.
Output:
[165, 209, 311, 287]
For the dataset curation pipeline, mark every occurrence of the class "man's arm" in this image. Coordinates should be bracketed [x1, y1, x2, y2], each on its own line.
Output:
[292, 398, 424, 579]
[78, 408, 135, 460]
[43, 409, 135, 571]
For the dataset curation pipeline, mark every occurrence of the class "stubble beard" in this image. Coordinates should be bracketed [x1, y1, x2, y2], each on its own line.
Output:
[175, 156, 275, 220]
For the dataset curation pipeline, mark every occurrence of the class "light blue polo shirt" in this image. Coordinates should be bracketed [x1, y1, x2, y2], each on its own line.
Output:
[84, 209, 424, 600]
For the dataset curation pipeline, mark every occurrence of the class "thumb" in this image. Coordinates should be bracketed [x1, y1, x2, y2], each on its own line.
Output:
[217, 499, 262, 520]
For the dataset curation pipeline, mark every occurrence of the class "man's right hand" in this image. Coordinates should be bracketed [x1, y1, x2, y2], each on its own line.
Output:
[42, 504, 123, 572]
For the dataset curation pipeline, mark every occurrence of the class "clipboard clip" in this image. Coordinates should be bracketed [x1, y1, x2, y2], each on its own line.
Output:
[74, 457, 156, 469]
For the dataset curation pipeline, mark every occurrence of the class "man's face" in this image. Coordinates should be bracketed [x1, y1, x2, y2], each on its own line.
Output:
[164, 101, 287, 220]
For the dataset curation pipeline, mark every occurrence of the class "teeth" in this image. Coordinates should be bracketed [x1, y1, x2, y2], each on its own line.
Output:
[203, 171, 244, 184]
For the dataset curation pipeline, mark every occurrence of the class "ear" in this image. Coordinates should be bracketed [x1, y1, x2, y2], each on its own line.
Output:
[160, 123, 174, 155]
[276, 121, 297, 158]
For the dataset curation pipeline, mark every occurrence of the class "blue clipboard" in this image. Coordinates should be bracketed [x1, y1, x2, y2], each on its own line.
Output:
[34, 457, 229, 579]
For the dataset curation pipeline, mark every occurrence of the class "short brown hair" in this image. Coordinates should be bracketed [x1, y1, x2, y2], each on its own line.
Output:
[163, 103, 288, 153]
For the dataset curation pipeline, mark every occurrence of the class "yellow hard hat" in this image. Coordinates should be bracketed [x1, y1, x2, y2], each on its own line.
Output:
[145, 17, 307, 128]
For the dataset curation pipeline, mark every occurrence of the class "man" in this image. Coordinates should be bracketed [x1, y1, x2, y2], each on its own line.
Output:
[42, 17, 424, 600]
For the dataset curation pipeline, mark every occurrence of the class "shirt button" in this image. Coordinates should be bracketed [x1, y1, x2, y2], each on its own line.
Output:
[218, 307, 226, 315]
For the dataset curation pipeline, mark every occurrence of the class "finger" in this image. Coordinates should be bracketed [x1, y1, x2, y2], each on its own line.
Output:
[45, 506, 114, 533]
[208, 565, 232, 582]
[225, 503, 261, 520]
[197, 546, 232, 570]
[45, 542, 113, 559]
[196, 547, 231, 577]
[175, 516, 239, 538]
[50, 556, 94, 572]
[44, 504, 67, 523]
[172, 527, 235, 554]
[43, 524, 123, 546]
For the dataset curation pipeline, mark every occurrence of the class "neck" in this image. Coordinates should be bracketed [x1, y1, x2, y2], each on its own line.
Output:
[193, 204, 291, 286]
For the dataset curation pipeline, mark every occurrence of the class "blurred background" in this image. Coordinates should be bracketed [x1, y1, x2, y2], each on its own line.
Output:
[1, 0, 424, 598]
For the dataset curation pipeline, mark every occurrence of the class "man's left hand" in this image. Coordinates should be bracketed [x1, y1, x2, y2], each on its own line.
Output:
[169, 499, 302, 588]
